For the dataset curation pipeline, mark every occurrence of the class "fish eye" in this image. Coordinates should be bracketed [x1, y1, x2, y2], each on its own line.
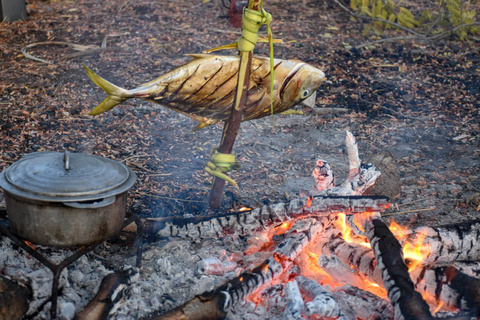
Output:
[301, 89, 310, 98]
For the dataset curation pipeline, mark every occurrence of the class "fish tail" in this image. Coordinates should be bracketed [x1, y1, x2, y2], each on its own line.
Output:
[84, 65, 130, 115]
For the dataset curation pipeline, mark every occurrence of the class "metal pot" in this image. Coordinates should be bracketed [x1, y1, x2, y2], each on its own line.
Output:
[0, 151, 136, 247]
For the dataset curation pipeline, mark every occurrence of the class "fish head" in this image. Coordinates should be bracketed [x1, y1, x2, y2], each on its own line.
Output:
[279, 62, 325, 108]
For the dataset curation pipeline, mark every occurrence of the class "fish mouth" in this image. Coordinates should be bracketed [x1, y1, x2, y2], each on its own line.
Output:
[279, 63, 305, 100]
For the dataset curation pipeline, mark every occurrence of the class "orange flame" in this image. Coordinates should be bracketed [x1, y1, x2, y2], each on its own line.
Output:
[389, 220, 410, 239]
[403, 231, 430, 272]
[389, 220, 430, 272]
[335, 213, 370, 248]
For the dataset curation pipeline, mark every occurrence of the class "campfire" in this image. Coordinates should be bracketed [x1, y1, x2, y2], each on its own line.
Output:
[1, 132, 480, 320]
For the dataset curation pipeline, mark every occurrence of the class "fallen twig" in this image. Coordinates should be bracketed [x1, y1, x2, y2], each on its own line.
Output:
[21, 33, 128, 64]
[21, 41, 99, 64]
[310, 107, 349, 115]
[382, 207, 435, 216]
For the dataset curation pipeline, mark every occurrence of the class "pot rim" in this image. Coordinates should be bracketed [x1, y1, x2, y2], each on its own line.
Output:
[0, 151, 137, 202]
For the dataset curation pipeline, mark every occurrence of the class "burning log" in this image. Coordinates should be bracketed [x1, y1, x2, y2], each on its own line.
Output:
[74, 267, 138, 320]
[0, 275, 31, 320]
[273, 218, 326, 267]
[295, 275, 346, 319]
[315, 226, 385, 292]
[282, 280, 304, 320]
[401, 220, 480, 265]
[141, 196, 390, 239]
[409, 266, 480, 316]
[438, 266, 480, 316]
[365, 212, 434, 320]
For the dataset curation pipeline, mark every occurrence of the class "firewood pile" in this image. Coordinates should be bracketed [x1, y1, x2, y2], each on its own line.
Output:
[1, 132, 480, 320]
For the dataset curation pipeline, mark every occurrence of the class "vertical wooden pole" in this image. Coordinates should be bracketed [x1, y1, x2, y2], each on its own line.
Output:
[208, 0, 260, 209]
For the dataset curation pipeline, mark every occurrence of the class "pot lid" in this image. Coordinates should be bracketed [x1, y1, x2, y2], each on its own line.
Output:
[0, 151, 136, 202]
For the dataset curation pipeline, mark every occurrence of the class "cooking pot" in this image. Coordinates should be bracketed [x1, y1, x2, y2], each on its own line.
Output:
[0, 151, 136, 247]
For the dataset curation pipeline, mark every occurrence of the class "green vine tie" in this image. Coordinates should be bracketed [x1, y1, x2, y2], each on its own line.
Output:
[205, 150, 241, 189]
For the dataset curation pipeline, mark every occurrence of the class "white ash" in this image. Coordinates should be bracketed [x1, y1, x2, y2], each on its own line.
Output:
[317, 253, 360, 285]
[282, 280, 304, 320]
[332, 284, 394, 320]
[0, 238, 111, 320]
[295, 275, 344, 318]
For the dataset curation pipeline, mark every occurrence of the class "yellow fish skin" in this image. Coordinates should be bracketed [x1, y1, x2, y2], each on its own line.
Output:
[85, 54, 325, 129]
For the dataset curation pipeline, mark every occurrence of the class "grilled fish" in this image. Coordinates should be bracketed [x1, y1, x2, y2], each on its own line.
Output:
[85, 54, 325, 129]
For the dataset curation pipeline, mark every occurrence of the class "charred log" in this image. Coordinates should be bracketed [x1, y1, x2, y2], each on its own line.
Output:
[154, 218, 326, 319]
[74, 267, 138, 320]
[0, 275, 31, 320]
[151, 292, 227, 320]
[365, 214, 433, 320]
[153, 258, 282, 320]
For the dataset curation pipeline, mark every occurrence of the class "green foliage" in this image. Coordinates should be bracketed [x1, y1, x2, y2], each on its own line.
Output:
[440, 0, 480, 40]
[350, 0, 480, 40]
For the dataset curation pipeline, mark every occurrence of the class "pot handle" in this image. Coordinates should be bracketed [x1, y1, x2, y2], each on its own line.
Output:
[63, 196, 116, 209]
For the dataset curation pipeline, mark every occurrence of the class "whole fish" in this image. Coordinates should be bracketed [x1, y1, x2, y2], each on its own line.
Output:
[85, 54, 325, 129]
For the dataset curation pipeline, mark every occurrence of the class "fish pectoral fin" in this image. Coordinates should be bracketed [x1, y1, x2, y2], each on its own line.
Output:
[194, 120, 217, 131]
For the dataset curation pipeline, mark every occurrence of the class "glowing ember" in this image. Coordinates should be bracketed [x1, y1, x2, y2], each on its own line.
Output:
[432, 301, 444, 314]
[278, 222, 290, 232]
[231, 206, 252, 212]
[25, 241, 36, 250]
[262, 264, 269, 274]
[306, 196, 313, 208]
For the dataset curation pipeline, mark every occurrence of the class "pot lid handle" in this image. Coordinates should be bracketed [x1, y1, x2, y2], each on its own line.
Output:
[64, 150, 70, 171]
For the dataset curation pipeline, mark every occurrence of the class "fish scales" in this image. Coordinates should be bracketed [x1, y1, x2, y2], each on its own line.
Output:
[85, 54, 325, 129]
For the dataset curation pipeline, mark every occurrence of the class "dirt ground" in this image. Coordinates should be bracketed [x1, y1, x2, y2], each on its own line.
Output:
[1, 0, 479, 228]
